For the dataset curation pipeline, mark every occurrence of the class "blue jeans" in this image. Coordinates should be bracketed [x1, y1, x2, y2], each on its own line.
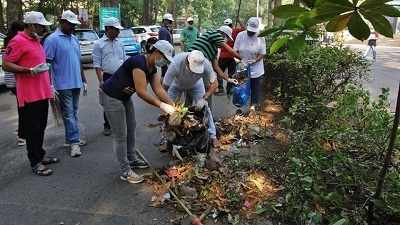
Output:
[250, 76, 263, 106]
[168, 80, 217, 139]
[57, 88, 81, 144]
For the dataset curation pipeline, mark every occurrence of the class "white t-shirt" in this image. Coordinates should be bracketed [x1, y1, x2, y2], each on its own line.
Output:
[234, 31, 266, 78]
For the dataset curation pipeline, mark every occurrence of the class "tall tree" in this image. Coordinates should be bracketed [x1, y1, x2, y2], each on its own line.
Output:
[6, 0, 23, 28]
[0, 0, 5, 32]
[143, 0, 151, 25]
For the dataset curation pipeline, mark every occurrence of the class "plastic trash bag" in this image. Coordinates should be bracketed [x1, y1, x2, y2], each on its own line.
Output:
[232, 65, 251, 107]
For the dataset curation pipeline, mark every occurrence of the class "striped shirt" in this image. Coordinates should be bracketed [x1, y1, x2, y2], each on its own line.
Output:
[189, 30, 225, 61]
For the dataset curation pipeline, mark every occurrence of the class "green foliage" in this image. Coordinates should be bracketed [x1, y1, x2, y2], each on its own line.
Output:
[276, 87, 400, 224]
[265, 46, 370, 127]
[261, 0, 400, 56]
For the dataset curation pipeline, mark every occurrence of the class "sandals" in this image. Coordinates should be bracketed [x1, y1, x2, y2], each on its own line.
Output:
[41, 157, 60, 165]
[32, 163, 53, 176]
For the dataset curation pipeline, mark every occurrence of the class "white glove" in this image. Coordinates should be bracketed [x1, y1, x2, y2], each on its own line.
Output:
[228, 78, 239, 85]
[160, 102, 176, 115]
[31, 63, 50, 75]
[83, 82, 88, 96]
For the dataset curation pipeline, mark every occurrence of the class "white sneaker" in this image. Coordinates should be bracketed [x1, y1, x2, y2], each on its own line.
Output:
[120, 170, 144, 184]
[64, 140, 87, 147]
[70, 144, 82, 157]
[17, 138, 26, 146]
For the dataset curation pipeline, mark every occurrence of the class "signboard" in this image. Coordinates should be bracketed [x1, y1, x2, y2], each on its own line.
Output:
[99, 7, 120, 31]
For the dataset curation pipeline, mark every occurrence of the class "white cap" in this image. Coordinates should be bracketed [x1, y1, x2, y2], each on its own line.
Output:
[104, 17, 123, 29]
[23, 11, 52, 26]
[61, 10, 81, 25]
[224, 18, 233, 25]
[163, 13, 174, 22]
[153, 40, 174, 63]
[187, 17, 194, 22]
[217, 25, 233, 41]
[247, 17, 260, 33]
[187, 50, 205, 74]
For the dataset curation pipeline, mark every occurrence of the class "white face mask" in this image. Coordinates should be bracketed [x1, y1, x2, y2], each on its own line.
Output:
[155, 57, 168, 67]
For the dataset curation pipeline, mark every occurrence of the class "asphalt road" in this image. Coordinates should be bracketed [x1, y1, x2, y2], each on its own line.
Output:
[0, 69, 236, 225]
[0, 45, 399, 225]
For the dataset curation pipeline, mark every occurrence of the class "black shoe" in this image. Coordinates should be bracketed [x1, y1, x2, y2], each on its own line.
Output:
[103, 128, 112, 136]
[130, 158, 149, 169]
[215, 88, 225, 96]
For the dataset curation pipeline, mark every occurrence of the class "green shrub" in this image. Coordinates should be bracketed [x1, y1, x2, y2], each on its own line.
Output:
[278, 87, 400, 225]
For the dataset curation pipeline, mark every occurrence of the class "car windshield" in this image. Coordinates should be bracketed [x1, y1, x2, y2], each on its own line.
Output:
[150, 27, 159, 32]
[75, 31, 98, 41]
[119, 29, 133, 38]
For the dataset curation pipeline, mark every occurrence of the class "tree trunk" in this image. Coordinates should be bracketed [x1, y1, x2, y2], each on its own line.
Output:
[6, 0, 23, 29]
[294, 0, 300, 6]
[0, 0, 5, 33]
[167, 0, 176, 20]
[273, 0, 282, 26]
[267, 0, 274, 28]
[149, 0, 154, 24]
[153, 0, 159, 24]
[143, 0, 150, 25]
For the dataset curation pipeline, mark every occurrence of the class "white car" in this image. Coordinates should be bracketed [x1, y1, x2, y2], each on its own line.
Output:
[131, 25, 160, 51]
[74, 29, 99, 63]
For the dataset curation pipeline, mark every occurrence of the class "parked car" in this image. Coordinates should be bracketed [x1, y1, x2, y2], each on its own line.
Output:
[118, 29, 141, 56]
[0, 33, 6, 86]
[74, 29, 99, 63]
[131, 25, 160, 51]
[173, 29, 182, 45]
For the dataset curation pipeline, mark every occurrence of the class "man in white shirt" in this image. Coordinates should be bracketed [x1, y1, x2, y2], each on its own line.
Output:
[163, 50, 220, 147]
[92, 17, 126, 136]
[234, 17, 266, 110]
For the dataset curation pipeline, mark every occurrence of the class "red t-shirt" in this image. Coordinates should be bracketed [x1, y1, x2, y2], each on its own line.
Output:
[219, 28, 244, 59]
[3, 32, 52, 107]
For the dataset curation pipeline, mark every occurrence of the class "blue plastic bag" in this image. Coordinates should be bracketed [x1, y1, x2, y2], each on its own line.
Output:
[232, 65, 251, 107]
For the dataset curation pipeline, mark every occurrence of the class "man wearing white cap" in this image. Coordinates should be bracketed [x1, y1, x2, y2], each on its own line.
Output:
[44, 10, 88, 158]
[159, 13, 174, 44]
[159, 13, 174, 78]
[181, 17, 199, 52]
[3, 11, 59, 176]
[163, 50, 219, 147]
[92, 17, 126, 137]
[234, 17, 266, 111]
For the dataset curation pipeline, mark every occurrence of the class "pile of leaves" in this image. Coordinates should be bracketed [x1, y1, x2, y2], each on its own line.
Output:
[147, 105, 286, 224]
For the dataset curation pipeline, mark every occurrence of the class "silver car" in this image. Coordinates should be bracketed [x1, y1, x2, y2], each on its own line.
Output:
[74, 29, 99, 63]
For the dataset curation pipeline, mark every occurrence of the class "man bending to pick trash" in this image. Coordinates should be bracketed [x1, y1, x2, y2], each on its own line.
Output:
[163, 50, 219, 148]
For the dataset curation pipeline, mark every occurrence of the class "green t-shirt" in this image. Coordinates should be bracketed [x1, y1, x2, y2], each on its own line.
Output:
[189, 30, 225, 61]
[181, 26, 198, 52]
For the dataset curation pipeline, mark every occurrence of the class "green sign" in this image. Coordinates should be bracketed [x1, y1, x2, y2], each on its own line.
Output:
[99, 7, 120, 31]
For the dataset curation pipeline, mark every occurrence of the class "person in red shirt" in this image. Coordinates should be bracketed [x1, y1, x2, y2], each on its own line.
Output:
[217, 18, 245, 95]
[3, 11, 59, 176]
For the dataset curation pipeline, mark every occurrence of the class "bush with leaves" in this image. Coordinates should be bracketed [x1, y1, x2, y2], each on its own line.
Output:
[266, 45, 370, 128]
[278, 87, 400, 225]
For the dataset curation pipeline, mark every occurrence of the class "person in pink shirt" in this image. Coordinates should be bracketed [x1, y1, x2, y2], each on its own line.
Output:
[3, 11, 60, 176]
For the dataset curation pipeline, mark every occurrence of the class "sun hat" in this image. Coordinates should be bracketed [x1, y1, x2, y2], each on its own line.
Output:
[61, 10, 81, 25]
[187, 50, 205, 74]
[247, 17, 260, 33]
[163, 13, 174, 22]
[104, 17, 123, 29]
[217, 25, 233, 41]
[224, 18, 233, 25]
[23, 11, 52, 26]
[153, 40, 174, 63]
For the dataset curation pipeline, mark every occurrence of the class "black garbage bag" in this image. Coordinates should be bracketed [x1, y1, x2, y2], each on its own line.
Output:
[164, 106, 210, 156]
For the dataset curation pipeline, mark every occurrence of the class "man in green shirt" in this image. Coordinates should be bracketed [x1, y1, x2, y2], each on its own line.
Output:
[181, 17, 198, 52]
